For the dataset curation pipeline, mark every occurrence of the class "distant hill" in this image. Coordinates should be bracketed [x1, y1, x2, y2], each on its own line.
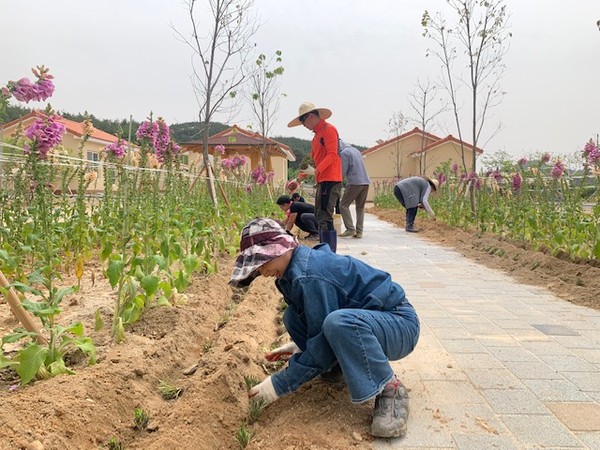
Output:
[1, 106, 366, 171]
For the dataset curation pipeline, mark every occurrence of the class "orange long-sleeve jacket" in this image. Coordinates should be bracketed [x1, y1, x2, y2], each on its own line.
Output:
[311, 119, 342, 183]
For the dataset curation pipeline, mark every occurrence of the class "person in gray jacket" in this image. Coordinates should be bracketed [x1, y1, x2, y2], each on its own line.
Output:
[338, 140, 371, 238]
[394, 176, 439, 232]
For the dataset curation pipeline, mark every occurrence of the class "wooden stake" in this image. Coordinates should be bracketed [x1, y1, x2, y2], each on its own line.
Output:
[0, 270, 47, 345]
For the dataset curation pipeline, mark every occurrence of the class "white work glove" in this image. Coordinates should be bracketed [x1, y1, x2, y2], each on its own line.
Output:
[248, 375, 279, 404]
[265, 342, 301, 362]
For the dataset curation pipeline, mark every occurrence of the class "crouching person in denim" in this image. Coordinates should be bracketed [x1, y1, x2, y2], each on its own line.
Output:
[229, 217, 420, 438]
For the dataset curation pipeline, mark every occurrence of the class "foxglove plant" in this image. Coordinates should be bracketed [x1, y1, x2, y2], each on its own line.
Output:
[24, 112, 66, 159]
[5, 65, 55, 103]
[550, 159, 566, 179]
[105, 138, 126, 159]
[583, 139, 600, 168]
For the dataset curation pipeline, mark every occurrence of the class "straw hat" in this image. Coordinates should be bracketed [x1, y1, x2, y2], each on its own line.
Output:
[287, 102, 332, 127]
[426, 177, 440, 191]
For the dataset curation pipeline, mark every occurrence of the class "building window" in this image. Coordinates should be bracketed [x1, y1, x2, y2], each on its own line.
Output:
[87, 151, 100, 171]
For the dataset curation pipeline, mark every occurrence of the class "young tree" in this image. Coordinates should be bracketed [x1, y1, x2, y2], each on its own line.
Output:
[387, 111, 407, 178]
[247, 51, 285, 169]
[422, 0, 511, 214]
[407, 78, 447, 175]
[175, 0, 259, 206]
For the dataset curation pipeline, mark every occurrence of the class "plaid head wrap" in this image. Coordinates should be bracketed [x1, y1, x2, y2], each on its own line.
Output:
[229, 218, 299, 288]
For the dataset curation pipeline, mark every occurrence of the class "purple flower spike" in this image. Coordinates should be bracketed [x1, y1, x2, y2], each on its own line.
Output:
[550, 160, 566, 179]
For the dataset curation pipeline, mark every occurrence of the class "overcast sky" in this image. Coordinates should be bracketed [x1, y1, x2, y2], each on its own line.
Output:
[1, 0, 599, 162]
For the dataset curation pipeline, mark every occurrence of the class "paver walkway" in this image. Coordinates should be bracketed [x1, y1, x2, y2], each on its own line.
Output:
[338, 212, 600, 450]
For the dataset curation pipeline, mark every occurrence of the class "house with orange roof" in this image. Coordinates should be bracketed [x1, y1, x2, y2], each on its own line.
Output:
[362, 127, 483, 200]
[180, 124, 296, 185]
[1, 110, 125, 193]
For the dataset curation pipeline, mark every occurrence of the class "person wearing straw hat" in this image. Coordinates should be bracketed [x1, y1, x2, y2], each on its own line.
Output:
[288, 102, 342, 252]
[230, 217, 420, 438]
[394, 176, 439, 232]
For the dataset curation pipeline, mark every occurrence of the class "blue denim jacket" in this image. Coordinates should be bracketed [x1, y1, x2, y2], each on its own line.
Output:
[271, 244, 416, 397]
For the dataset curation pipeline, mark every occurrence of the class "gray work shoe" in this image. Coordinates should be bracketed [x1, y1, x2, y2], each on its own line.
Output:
[370, 382, 409, 438]
[339, 229, 356, 237]
[405, 224, 419, 233]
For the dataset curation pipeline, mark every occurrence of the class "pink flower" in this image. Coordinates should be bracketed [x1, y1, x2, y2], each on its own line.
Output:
[491, 170, 503, 182]
[136, 120, 159, 143]
[7, 65, 55, 103]
[541, 152, 551, 163]
[105, 139, 126, 158]
[215, 144, 225, 155]
[251, 165, 273, 185]
[583, 139, 600, 166]
[517, 157, 528, 167]
[451, 162, 459, 174]
[583, 139, 597, 156]
[550, 159, 566, 179]
[24, 114, 66, 159]
[220, 155, 247, 171]
[512, 173, 522, 192]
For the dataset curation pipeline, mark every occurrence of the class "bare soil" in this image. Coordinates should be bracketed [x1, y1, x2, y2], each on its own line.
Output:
[1, 209, 599, 450]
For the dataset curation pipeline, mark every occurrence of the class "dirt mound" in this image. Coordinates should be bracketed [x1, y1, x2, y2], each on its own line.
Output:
[2, 210, 599, 450]
[0, 258, 372, 450]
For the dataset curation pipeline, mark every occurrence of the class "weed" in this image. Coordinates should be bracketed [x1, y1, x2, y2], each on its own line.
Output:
[235, 421, 254, 449]
[203, 339, 213, 353]
[215, 314, 229, 330]
[248, 398, 267, 424]
[133, 407, 150, 430]
[107, 437, 125, 450]
[243, 375, 260, 390]
[158, 379, 183, 400]
[277, 297, 287, 312]
[576, 278, 585, 286]
[95, 309, 105, 331]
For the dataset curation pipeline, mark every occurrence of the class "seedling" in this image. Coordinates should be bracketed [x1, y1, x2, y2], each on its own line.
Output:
[133, 407, 150, 430]
[158, 379, 183, 400]
[107, 437, 124, 450]
[203, 339, 213, 353]
[235, 421, 254, 449]
[248, 398, 267, 424]
[243, 375, 260, 390]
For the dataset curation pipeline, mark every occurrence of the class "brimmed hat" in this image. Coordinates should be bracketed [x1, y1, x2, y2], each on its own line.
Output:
[229, 218, 298, 288]
[426, 177, 440, 191]
[287, 102, 332, 128]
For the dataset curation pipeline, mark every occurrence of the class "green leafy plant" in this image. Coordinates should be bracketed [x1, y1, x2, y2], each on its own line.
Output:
[158, 379, 183, 400]
[107, 437, 125, 450]
[133, 407, 150, 430]
[235, 421, 254, 449]
[0, 269, 96, 385]
[243, 375, 260, 390]
[248, 398, 267, 424]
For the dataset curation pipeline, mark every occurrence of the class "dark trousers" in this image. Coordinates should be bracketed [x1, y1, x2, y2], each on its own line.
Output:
[394, 185, 418, 226]
[315, 181, 342, 231]
[296, 213, 319, 234]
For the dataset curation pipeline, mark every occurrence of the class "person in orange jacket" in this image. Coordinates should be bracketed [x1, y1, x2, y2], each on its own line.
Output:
[288, 102, 342, 252]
